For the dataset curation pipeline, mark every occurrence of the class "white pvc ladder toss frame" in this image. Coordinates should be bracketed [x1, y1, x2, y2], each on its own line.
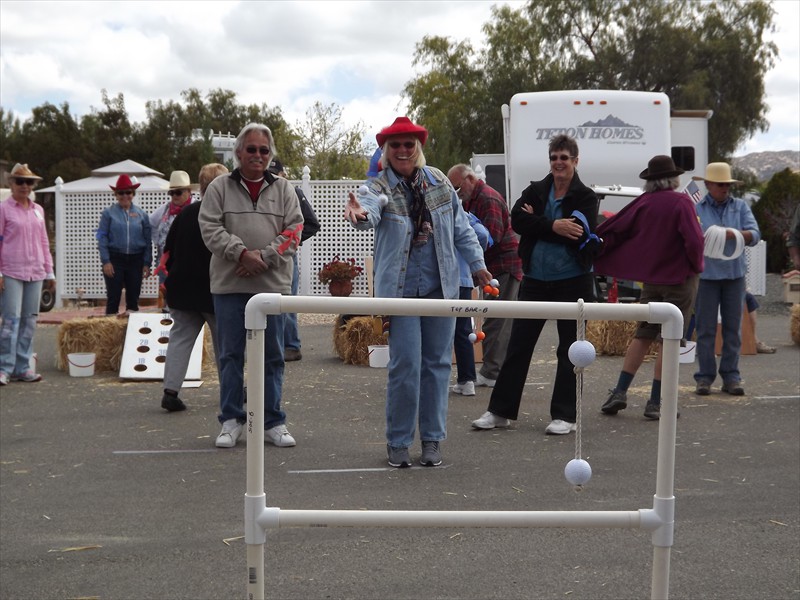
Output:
[243, 295, 684, 600]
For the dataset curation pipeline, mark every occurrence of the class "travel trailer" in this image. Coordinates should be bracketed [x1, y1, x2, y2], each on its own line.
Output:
[473, 90, 712, 213]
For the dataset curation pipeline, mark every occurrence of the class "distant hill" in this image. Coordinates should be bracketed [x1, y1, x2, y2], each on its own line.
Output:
[732, 150, 799, 182]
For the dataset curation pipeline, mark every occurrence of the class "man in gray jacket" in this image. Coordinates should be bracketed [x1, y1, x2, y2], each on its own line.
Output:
[199, 123, 303, 449]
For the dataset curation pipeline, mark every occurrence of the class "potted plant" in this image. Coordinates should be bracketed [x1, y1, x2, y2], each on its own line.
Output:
[318, 255, 363, 297]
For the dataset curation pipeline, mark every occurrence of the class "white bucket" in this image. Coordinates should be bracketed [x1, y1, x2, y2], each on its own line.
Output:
[368, 345, 389, 368]
[679, 341, 696, 364]
[67, 352, 96, 377]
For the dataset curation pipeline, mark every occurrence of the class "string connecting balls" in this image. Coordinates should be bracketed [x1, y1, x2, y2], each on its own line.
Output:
[568, 340, 596, 368]
[565, 458, 592, 486]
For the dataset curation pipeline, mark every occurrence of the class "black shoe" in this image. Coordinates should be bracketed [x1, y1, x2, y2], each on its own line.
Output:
[161, 392, 186, 412]
[420, 441, 442, 467]
[284, 349, 302, 362]
[643, 402, 660, 420]
[721, 381, 745, 396]
[695, 382, 711, 396]
[601, 389, 628, 415]
[387, 445, 411, 468]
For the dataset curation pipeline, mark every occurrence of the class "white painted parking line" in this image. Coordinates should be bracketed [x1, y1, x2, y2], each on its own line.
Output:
[289, 465, 451, 474]
[113, 449, 219, 455]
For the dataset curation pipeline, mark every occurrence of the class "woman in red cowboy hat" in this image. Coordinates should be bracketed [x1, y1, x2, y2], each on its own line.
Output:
[0, 164, 54, 385]
[96, 174, 152, 316]
[346, 116, 492, 468]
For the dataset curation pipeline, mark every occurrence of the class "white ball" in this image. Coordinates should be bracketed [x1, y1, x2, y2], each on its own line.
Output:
[377, 194, 389, 207]
[568, 340, 596, 368]
[468, 332, 477, 343]
[565, 458, 592, 486]
[358, 184, 369, 195]
[489, 278, 499, 288]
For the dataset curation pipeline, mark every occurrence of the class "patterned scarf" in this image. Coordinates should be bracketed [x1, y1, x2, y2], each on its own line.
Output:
[399, 167, 432, 247]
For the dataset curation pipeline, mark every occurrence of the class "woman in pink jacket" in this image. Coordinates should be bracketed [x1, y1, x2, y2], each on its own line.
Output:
[0, 164, 55, 386]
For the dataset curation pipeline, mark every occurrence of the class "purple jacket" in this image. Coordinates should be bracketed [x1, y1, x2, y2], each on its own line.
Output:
[594, 189, 704, 285]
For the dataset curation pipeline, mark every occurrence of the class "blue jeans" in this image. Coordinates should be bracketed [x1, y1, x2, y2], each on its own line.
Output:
[453, 287, 476, 384]
[0, 276, 43, 376]
[386, 291, 455, 448]
[103, 251, 144, 314]
[283, 253, 301, 351]
[213, 293, 286, 428]
[694, 277, 745, 385]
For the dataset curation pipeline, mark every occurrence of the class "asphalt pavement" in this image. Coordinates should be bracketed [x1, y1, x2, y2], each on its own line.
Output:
[1, 299, 798, 600]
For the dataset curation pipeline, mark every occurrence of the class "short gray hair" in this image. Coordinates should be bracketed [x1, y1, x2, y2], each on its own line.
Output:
[644, 176, 681, 193]
[234, 123, 276, 168]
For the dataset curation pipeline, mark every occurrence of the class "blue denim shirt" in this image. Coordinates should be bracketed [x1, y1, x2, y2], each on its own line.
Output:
[695, 194, 760, 280]
[96, 202, 152, 266]
[352, 165, 486, 299]
[459, 213, 491, 287]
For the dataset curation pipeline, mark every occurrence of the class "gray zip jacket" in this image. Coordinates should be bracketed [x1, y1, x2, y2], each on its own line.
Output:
[199, 169, 303, 295]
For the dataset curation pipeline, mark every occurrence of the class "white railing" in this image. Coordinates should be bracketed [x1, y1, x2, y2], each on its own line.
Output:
[242, 295, 684, 600]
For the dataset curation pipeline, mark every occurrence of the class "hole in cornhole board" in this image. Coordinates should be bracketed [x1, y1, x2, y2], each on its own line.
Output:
[119, 313, 204, 380]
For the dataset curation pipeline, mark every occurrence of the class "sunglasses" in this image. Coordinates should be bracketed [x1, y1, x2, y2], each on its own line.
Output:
[389, 141, 416, 150]
[549, 154, 574, 162]
[168, 189, 188, 196]
[14, 178, 36, 186]
[245, 145, 271, 155]
[711, 182, 732, 187]
[116, 190, 134, 196]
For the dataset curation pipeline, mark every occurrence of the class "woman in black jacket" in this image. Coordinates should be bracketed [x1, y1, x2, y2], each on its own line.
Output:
[471, 134, 599, 435]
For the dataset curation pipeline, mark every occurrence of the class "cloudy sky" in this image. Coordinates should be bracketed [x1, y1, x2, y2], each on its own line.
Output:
[1, 0, 798, 156]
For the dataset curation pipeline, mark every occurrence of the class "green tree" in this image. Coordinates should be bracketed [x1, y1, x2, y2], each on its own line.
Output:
[80, 90, 133, 168]
[403, 0, 777, 166]
[19, 102, 86, 185]
[751, 168, 800, 272]
[294, 102, 369, 179]
[0, 108, 24, 162]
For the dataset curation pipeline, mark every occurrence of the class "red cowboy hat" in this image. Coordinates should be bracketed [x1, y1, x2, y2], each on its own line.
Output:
[376, 117, 428, 147]
[109, 174, 141, 192]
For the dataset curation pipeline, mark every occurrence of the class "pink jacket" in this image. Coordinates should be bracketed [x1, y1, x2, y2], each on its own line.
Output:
[0, 196, 54, 281]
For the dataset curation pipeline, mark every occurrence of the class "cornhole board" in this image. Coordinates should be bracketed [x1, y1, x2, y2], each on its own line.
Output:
[119, 313, 204, 380]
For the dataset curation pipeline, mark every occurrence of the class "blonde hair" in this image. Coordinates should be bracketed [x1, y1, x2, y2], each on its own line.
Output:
[198, 163, 229, 196]
[379, 139, 426, 171]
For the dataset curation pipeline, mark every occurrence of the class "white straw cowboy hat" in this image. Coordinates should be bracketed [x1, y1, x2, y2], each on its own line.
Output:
[168, 170, 192, 190]
[10, 163, 43, 181]
[692, 162, 742, 184]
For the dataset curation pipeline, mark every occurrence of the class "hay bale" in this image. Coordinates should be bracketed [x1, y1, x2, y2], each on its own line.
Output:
[791, 304, 800, 345]
[333, 315, 387, 365]
[57, 317, 127, 372]
[586, 320, 638, 356]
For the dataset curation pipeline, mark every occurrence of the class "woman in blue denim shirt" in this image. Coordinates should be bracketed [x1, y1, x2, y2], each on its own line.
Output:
[346, 117, 492, 468]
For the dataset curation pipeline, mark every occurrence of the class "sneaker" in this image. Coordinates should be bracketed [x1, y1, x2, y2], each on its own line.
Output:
[695, 382, 711, 396]
[755, 341, 776, 354]
[601, 389, 628, 415]
[284, 348, 302, 361]
[471, 411, 511, 430]
[643, 402, 660, 420]
[215, 419, 243, 448]
[451, 381, 476, 396]
[475, 373, 496, 388]
[545, 420, 577, 435]
[420, 441, 442, 467]
[265, 424, 296, 447]
[0, 372, 8, 386]
[161, 392, 186, 412]
[721, 381, 745, 396]
[10, 370, 42, 383]
[387, 445, 411, 468]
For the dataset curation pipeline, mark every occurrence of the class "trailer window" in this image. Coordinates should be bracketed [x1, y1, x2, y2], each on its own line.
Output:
[671, 147, 696, 172]
[484, 165, 507, 200]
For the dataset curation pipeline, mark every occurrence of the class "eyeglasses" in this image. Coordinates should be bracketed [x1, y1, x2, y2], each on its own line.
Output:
[549, 154, 574, 162]
[14, 178, 35, 186]
[245, 145, 271, 155]
[389, 141, 416, 150]
[116, 190, 134, 196]
[168, 189, 188, 196]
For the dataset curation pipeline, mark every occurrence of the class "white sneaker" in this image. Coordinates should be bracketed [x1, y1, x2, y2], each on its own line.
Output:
[472, 411, 511, 430]
[545, 419, 577, 435]
[475, 373, 496, 388]
[265, 424, 296, 447]
[451, 381, 476, 396]
[216, 418, 243, 448]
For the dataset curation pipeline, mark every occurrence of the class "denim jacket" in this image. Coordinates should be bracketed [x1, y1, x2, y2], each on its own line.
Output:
[96, 203, 152, 266]
[352, 165, 486, 299]
[695, 194, 760, 280]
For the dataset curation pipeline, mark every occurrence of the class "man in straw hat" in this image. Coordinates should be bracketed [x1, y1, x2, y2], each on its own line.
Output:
[593, 155, 704, 419]
[692, 162, 760, 396]
[0, 164, 53, 386]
